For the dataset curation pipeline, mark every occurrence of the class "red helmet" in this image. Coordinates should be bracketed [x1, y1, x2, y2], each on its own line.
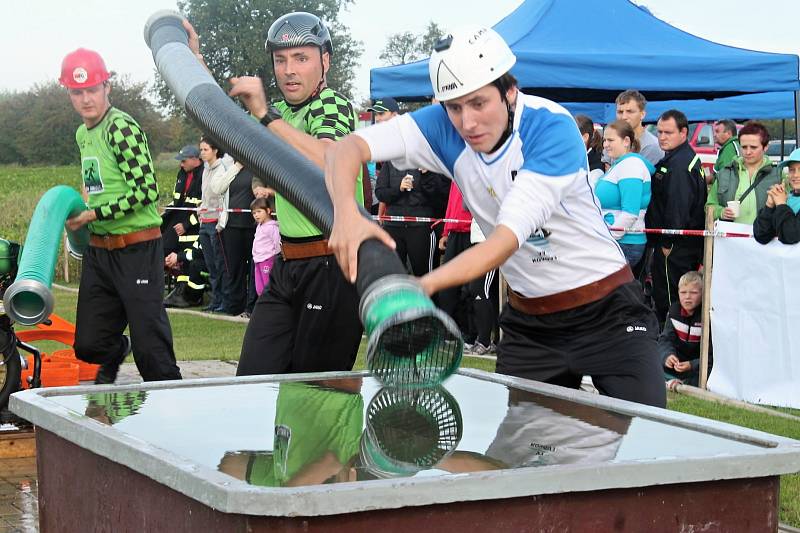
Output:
[59, 48, 110, 89]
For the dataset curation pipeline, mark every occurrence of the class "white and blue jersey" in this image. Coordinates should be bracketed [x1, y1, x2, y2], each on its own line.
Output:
[594, 153, 653, 245]
[355, 92, 626, 298]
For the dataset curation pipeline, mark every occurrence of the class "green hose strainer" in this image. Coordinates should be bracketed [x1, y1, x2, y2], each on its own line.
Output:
[360, 275, 463, 387]
[360, 386, 463, 478]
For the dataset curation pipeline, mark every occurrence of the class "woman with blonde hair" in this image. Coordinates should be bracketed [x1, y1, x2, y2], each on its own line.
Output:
[595, 120, 653, 266]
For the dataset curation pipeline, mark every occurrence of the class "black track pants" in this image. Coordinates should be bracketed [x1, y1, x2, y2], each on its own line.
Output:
[437, 232, 474, 340]
[74, 239, 182, 381]
[651, 244, 702, 327]
[383, 224, 437, 277]
[469, 269, 499, 346]
[237, 254, 363, 376]
[496, 281, 666, 408]
[221, 226, 255, 315]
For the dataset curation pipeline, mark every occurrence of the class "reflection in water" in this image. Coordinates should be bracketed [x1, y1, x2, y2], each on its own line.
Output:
[219, 379, 364, 487]
[47, 374, 765, 488]
[359, 386, 462, 478]
[218, 382, 468, 486]
[84, 391, 148, 425]
[485, 389, 630, 468]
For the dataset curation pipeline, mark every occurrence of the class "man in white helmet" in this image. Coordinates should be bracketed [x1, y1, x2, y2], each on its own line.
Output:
[325, 27, 666, 408]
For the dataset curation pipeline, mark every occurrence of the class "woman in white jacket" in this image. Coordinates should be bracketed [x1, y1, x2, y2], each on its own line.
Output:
[198, 137, 229, 312]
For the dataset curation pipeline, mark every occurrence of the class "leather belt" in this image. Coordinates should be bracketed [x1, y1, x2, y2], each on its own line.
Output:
[508, 265, 634, 315]
[89, 227, 161, 251]
[281, 238, 331, 261]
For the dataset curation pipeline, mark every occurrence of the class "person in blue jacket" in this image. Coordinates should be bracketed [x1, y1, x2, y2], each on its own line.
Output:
[595, 120, 653, 266]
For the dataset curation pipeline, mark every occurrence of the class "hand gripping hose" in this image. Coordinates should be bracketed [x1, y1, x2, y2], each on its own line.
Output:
[4, 186, 89, 325]
[144, 11, 462, 386]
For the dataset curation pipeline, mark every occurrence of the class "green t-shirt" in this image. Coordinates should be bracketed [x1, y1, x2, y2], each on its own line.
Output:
[246, 381, 363, 486]
[273, 88, 364, 238]
[76, 107, 162, 235]
[714, 136, 740, 173]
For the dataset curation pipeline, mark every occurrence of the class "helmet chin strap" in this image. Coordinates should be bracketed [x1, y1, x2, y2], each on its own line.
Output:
[487, 89, 515, 154]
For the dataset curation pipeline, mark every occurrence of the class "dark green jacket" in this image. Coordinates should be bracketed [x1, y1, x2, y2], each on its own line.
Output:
[713, 136, 741, 174]
[707, 157, 781, 221]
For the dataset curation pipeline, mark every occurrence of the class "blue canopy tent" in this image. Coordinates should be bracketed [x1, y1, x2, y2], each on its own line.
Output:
[560, 91, 797, 124]
[371, 0, 800, 132]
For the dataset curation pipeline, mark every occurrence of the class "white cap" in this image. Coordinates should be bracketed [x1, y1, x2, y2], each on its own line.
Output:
[428, 26, 516, 102]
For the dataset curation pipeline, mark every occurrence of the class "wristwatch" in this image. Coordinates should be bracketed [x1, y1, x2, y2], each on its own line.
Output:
[259, 106, 282, 127]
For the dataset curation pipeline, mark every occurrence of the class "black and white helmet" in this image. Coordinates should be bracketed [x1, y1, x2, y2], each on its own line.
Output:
[265, 12, 333, 56]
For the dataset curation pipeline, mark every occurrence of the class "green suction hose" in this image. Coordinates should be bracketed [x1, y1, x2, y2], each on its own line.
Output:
[4, 186, 89, 325]
[360, 276, 463, 387]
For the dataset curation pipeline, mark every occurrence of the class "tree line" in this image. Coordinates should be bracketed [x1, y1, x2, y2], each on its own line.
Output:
[1, 0, 443, 166]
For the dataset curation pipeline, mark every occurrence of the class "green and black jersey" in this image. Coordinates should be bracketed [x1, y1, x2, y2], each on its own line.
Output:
[76, 107, 162, 235]
[274, 88, 364, 238]
[245, 381, 363, 487]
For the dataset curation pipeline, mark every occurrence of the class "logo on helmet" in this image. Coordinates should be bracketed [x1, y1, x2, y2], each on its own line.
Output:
[281, 33, 289, 42]
[435, 61, 462, 94]
[468, 28, 487, 45]
[72, 67, 89, 84]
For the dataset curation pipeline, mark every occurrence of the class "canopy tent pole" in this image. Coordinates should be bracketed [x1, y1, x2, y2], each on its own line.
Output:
[795, 90, 800, 143]
[781, 120, 786, 161]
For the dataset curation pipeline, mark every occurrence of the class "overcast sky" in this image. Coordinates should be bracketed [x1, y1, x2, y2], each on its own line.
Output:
[3, 0, 799, 104]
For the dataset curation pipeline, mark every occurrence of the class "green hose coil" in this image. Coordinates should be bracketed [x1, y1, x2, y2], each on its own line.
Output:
[4, 186, 89, 325]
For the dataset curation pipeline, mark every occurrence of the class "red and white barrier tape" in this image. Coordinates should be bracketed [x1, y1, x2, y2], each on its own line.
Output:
[162, 208, 751, 238]
[607, 227, 751, 238]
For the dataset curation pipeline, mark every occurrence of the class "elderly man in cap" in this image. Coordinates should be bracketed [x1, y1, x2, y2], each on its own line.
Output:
[161, 145, 203, 260]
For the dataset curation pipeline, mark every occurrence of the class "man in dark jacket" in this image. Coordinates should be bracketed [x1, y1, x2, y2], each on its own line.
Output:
[646, 110, 707, 326]
[371, 97, 443, 276]
[161, 145, 203, 259]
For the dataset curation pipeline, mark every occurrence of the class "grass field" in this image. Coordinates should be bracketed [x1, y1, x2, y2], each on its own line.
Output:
[4, 163, 800, 526]
[0, 162, 179, 282]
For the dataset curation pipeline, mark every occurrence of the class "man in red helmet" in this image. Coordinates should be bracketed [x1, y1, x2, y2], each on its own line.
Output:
[61, 48, 182, 385]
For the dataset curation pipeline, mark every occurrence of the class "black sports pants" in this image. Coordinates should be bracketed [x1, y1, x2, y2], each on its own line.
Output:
[496, 281, 666, 408]
[74, 239, 182, 381]
[438, 231, 474, 341]
[237, 254, 362, 375]
[383, 224, 437, 277]
[221, 225, 256, 315]
[469, 268, 499, 346]
[651, 243, 702, 327]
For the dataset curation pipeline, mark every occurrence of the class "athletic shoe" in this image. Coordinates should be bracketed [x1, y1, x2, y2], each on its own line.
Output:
[95, 335, 131, 385]
[470, 342, 494, 356]
[463, 342, 475, 354]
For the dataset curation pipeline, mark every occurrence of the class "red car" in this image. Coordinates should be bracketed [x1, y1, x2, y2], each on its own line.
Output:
[687, 122, 717, 176]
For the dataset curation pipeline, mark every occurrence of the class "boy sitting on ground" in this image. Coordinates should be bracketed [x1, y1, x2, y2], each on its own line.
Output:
[658, 271, 712, 386]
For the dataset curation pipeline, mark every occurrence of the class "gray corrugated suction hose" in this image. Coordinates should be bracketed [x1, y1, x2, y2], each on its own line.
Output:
[144, 11, 462, 386]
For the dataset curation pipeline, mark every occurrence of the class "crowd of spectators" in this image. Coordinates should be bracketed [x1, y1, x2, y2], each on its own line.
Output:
[158, 84, 797, 381]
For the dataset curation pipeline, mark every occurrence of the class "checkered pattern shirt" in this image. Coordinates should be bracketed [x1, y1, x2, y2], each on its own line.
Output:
[76, 107, 161, 234]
